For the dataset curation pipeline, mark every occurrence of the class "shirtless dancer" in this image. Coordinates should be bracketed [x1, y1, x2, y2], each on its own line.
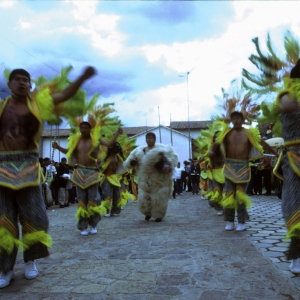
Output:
[0, 66, 96, 288]
[101, 142, 128, 217]
[211, 111, 277, 231]
[52, 123, 122, 236]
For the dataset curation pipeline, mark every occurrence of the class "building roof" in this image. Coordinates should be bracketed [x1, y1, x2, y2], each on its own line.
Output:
[122, 126, 155, 136]
[42, 121, 213, 137]
[42, 129, 70, 137]
[131, 124, 191, 140]
[170, 120, 212, 129]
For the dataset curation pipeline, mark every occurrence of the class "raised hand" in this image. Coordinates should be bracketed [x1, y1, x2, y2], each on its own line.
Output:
[81, 66, 97, 81]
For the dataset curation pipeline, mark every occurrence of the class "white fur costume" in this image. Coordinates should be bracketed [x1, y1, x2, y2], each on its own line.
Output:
[124, 143, 178, 221]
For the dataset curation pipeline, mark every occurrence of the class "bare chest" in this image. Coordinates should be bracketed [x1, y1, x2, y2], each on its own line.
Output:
[0, 102, 39, 151]
[76, 139, 93, 154]
[227, 130, 248, 146]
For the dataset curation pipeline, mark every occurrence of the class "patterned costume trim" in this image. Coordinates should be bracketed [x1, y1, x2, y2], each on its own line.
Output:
[223, 158, 250, 184]
[0, 152, 41, 190]
[287, 151, 300, 178]
[273, 141, 300, 181]
[286, 206, 300, 239]
[71, 165, 100, 189]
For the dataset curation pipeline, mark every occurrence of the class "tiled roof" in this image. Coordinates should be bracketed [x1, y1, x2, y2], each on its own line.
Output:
[122, 126, 155, 135]
[42, 127, 155, 137]
[42, 122, 212, 137]
[42, 129, 71, 137]
[170, 120, 212, 129]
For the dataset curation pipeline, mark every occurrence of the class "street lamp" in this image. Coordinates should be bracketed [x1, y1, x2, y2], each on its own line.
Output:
[179, 71, 192, 159]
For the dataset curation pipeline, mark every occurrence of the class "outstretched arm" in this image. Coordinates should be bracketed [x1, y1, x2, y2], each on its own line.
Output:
[52, 141, 68, 154]
[260, 139, 279, 157]
[52, 66, 96, 105]
[100, 128, 123, 147]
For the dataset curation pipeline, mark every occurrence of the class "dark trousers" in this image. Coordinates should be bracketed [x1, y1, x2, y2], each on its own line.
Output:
[191, 175, 200, 194]
[262, 169, 272, 194]
[0, 185, 50, 274]
[187, 175, 192, 191]
[253, 169, 262, 195]
[175, 179, 182, 194]
[224, 204, 247, 224]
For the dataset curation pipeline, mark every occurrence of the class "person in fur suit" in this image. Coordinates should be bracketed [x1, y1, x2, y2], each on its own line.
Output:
[123, 132, 178, 222]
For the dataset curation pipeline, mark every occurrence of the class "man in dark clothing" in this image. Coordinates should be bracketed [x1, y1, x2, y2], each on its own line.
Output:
[190, 158, 200, 195]
[56, 158, 70, 208]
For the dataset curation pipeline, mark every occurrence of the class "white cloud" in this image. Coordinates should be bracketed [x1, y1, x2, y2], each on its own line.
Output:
[17, 18, 33, 30]
[70, 1, 97, 22]
[0, 0, 15, 8]
[1, 1, 300, 129]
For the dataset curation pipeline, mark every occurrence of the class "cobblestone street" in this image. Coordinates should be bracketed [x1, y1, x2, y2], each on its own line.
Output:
[1, 192, 299, 300]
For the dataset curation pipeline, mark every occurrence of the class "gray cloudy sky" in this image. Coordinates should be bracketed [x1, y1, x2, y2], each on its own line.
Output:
[1, 1, 300, 128]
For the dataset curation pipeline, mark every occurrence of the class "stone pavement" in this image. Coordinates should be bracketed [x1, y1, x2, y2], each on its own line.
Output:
[1, 192, 300, 300]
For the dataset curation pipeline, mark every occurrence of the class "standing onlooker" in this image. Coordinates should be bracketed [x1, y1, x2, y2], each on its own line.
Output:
[56, 158, 70, 208]
[253, 162, 263, 195]
[52, 162, 60, 205]
[185, 161, 192, 192]
[44, 157, 57, 204]
[190, 158, 200, 195]
[173, 162, 184, 195]
[181, 161, 188, 192]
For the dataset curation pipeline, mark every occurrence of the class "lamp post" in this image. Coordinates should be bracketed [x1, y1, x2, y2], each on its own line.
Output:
[179, 71, 191, 159]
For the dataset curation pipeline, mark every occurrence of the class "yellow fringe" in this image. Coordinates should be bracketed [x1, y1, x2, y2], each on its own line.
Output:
[101, 199, 112, 213]
[0, 228, 25, 253]
[236, 189, 252, 209]
[22, 231, 52, 248]
[221, 192, 235, 209]
[118, 190, 136, 207]
[285, 221, 300, 239]
[211, 189, 222, 204]
[75, 206, 89, 221]
[88, 204, 107, 216]
[206, 190, 214, 200]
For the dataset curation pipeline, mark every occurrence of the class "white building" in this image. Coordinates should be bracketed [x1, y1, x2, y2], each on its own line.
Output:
[39, 121, 213, 163]
[130, 125, 191, 164]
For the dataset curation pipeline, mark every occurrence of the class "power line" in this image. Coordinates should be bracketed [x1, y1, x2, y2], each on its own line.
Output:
[0, 34, 59, 73]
